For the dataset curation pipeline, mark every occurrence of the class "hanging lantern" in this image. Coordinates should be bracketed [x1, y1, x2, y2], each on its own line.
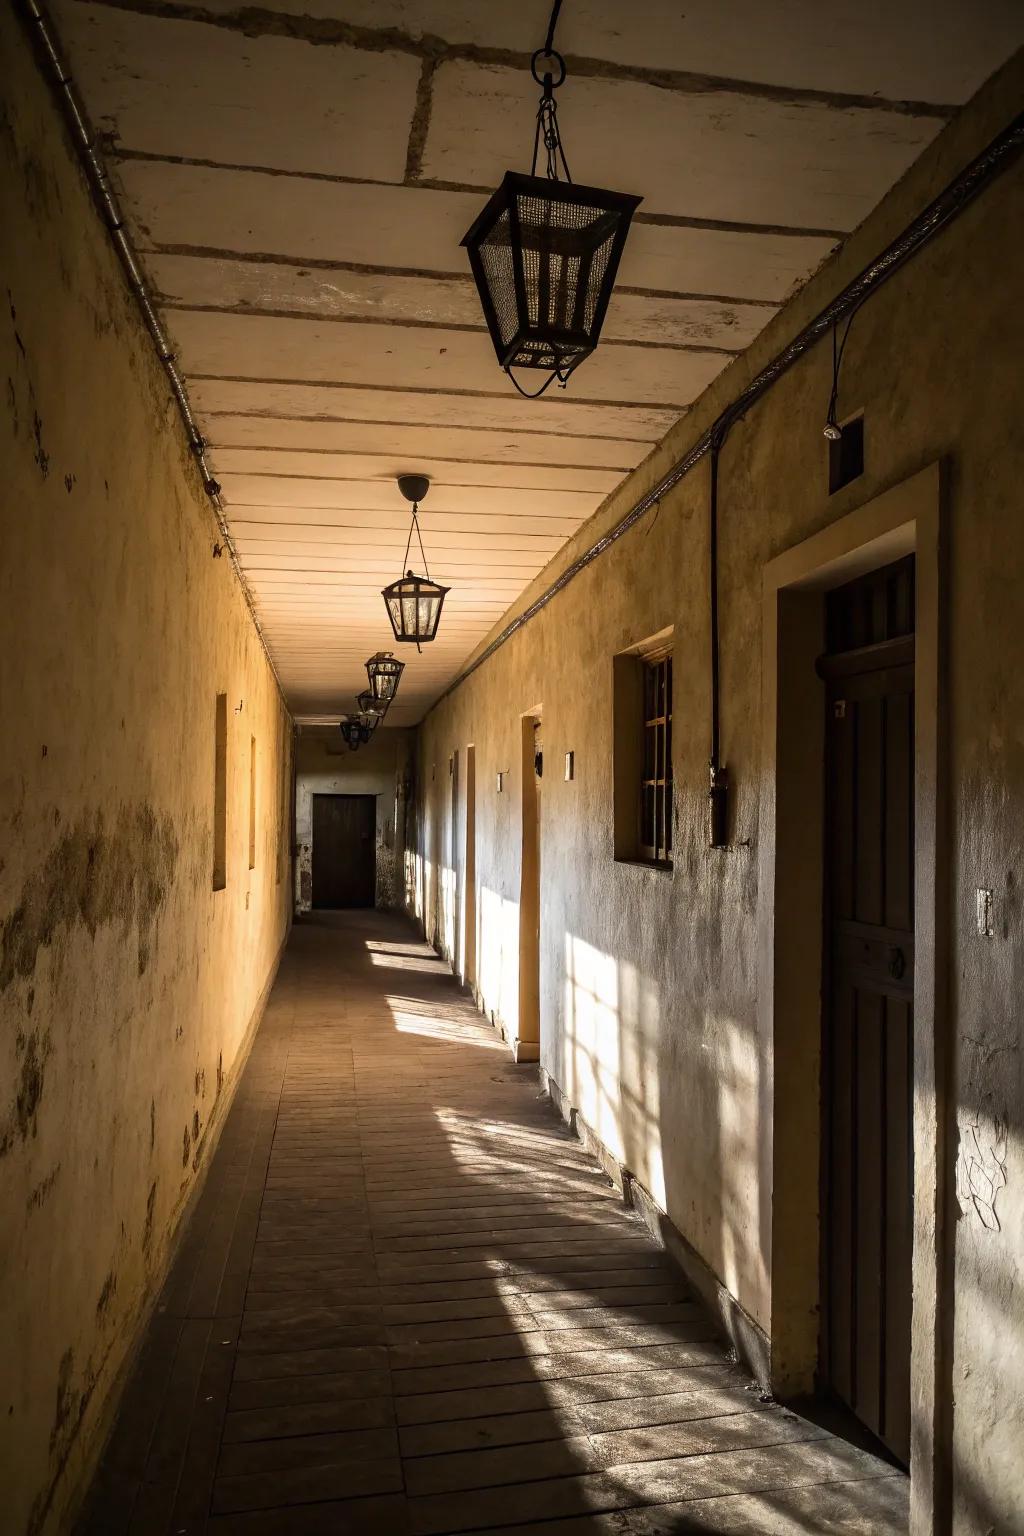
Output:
[381, 475, 450, 649]
[339, 717, 367, 751]
[461, 22, 641, 398]
[365, 651, 404, 705]
[357, 689, 388, 719]
[339, 711, 380, 751]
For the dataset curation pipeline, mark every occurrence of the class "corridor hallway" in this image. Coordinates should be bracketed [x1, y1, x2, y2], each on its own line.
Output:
[78, 913, 908, 1536]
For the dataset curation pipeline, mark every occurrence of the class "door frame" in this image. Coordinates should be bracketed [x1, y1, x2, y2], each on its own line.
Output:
[462, 745, 477, 994]
[516, 709, 543, 1064]
[310, 791, 377, 909]
[757, 463, 947, 1535]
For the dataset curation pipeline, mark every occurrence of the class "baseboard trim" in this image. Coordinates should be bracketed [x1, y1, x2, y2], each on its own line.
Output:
[540, 1066, 772, 1391]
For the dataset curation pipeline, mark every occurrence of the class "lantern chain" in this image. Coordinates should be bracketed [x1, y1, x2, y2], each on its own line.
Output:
[543, 0, 563, 54]
[513, 0, 575, 397]
[529, 0, 571, 184]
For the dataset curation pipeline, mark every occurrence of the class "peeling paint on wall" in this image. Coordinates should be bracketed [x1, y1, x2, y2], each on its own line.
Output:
[0, 806, 178, 993]
[1, 10, 292, 1530]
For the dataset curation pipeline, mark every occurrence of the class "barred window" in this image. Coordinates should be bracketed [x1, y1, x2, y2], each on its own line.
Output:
[640, 655, 672, 865]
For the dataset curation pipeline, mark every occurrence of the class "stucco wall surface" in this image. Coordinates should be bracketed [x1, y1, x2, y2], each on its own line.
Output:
[294, 726, 413, 912]
[0, 11, 292, 1532]
[413, 61, 1024, 1536]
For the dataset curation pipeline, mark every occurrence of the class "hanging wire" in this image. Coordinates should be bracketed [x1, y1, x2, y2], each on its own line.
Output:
[505, 363, 573, 399]
[824, 296, 867, 436]
[399, 500, 432, 579]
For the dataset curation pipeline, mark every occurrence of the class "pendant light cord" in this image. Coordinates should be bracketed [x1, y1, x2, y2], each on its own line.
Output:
[825, 296, 866, 433]
[505, 362, 573, 398]
[401, 501, 432, 580]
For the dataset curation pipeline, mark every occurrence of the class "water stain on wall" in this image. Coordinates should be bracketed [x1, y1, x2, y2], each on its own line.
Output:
[94, 1271, 116, 1320]
[0, 803, 178, 995]
[27, 1347, 98, 1536]
[142, 1180, 157, 1259]
[26, 1161, 61, 1214]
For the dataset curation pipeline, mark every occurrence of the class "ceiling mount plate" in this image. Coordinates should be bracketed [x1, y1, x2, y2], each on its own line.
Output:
[397, 474, 430, 504]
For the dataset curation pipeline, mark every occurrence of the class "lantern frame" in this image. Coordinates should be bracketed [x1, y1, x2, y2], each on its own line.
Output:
[339, 711, 380, 751]
[382, 569, 450, 648]
[462, 171, 641, 383]
[357, 689, 388, 718]
[339, 717, 367, 751]
[365, 651, 405, 705]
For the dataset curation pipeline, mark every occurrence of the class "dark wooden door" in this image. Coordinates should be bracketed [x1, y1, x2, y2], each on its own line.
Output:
[820, 555, 915, 1465]
[311, 794, 376, 909]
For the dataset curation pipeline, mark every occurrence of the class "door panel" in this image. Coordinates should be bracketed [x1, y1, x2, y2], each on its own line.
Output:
[311, 794, 376, 909]
[821, 554, 914, 1465]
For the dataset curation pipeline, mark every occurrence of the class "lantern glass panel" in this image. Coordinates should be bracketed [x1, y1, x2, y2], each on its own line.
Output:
[382, 571, 450, 644]
[366, 653, 403, 703]
[357, 690, 386, 718]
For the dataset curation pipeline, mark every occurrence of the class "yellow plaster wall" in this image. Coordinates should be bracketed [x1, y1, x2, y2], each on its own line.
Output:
[413, 55, 1024, 1536]
[0, 11, 292, 1530]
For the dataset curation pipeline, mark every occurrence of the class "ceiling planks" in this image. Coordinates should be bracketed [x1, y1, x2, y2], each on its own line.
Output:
[46, 0, 1024, 720]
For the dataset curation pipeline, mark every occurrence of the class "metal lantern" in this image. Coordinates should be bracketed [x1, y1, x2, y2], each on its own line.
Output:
[339, 717, 368, 751]
[339, 712, 379, 751]
[461, 32, 641, 397]
[382, 571, 449, 648]
[381, 475, 450, 649]
[365, 651, 404, 705]
[356, 689, 388, 719]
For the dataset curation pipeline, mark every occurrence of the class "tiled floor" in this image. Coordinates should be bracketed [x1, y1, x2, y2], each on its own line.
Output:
[79, 911, 908, 1534]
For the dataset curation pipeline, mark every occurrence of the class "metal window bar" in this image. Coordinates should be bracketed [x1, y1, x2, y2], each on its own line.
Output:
[640, 655, 673, 864]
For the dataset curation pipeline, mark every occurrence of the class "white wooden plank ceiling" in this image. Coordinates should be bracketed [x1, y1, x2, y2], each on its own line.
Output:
[48, 0, 1023, 723]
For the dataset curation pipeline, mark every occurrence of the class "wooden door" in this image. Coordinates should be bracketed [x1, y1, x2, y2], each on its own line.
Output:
[820, 555, 914, 1465]
[311, 794, 376, 909]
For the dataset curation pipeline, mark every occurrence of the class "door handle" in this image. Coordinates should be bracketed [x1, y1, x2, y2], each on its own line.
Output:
[887, 947, 906, 981]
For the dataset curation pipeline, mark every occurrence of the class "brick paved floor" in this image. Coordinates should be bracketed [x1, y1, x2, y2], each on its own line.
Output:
[78, 910, 908, 1534]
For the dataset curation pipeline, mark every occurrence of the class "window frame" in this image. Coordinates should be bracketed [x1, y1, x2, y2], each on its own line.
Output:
[638, 651, 673, 867]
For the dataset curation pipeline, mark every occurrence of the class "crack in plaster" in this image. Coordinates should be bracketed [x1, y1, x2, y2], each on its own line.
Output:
[403, 54, 436, 183]
[956, 1109, 1009, 1233]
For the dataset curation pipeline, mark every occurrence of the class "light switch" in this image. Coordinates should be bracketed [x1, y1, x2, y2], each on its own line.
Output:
[496, 771, 503, 794]
[564, 751, 575, 781]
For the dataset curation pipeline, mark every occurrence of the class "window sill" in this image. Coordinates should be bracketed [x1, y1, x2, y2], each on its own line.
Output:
[613, 856, 674, 875]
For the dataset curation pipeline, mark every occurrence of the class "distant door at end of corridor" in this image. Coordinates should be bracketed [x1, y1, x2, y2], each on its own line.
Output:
[311, 793, 376, 908]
